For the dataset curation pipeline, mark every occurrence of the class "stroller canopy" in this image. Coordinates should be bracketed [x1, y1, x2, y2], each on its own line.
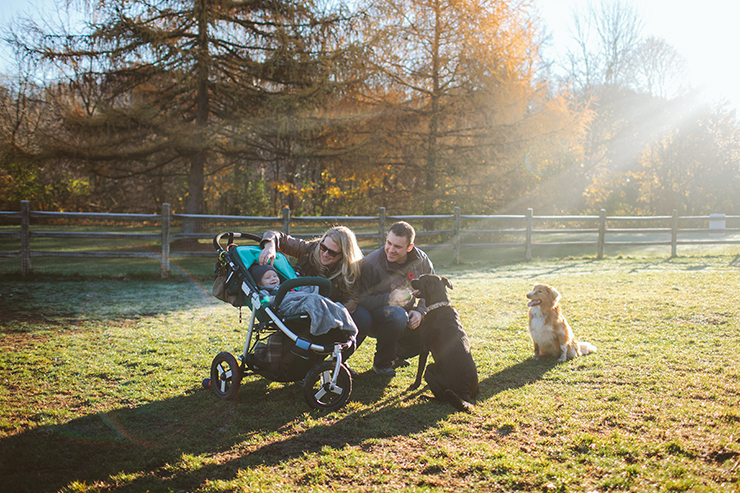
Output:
[231, 246, 297, 284]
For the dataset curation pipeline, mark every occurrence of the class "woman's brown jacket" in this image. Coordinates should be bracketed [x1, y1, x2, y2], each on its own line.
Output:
[260, 230, 359, 313]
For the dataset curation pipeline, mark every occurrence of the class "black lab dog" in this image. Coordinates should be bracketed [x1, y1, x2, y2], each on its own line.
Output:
[409, 274, 478, 412]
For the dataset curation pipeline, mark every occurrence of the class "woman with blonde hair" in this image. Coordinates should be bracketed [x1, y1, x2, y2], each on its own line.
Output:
[258, 226, 371, 368]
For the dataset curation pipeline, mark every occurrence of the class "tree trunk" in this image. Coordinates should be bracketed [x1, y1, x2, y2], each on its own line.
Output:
[423, 0, 442, 230]
[183, 0, 210, 234]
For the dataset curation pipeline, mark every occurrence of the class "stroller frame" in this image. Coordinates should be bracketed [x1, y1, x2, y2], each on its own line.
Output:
[209, 232, 355, 411]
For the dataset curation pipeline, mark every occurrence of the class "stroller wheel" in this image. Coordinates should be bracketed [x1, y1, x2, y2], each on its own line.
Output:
[210, 352, 242, 400]
[303, 361, 352, 411]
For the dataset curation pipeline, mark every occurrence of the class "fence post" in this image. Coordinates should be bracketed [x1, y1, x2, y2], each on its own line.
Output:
[21, 200, 30, 277]
[525, 208, 533, 261]
[282, 206, 291, 234]
[378, 207, 386, 248]
[597, 209, 606, 259]
[160, 203, 170, 278]
[453, 207, 461, 265]
[671, 209, 678, 258]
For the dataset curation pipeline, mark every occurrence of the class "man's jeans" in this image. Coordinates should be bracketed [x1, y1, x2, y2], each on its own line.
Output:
[368, 305, 408, 368]
[345, 305, 372, 360]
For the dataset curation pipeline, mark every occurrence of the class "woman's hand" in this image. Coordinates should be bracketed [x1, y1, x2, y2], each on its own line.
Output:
[259, 241, 277, 265]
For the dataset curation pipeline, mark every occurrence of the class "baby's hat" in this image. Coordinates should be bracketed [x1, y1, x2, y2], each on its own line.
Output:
[249, 263, 277, 283]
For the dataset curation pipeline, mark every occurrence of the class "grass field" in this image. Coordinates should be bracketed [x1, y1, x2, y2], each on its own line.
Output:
[1, 249, 739, 492]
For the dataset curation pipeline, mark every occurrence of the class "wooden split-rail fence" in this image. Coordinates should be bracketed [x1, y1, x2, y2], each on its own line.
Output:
[1, 201, 739, 277]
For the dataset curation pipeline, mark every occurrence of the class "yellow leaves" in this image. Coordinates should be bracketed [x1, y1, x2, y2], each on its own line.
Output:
[274, 182, 299, 196]
[325, 186, 343, 199]
[274, 181, 318, 201]
[65, 178, 92, 196]
[268, 163, 390, 207]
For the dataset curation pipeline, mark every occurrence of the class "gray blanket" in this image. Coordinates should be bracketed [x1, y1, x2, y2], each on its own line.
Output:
[277, 289, 358, 337]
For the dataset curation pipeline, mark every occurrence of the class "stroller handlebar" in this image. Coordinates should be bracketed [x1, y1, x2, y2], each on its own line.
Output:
[213, 232, 263, 252]
[272, 277, 333, 306]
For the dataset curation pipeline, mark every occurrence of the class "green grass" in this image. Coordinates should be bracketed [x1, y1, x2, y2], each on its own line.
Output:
[1, 252, 740, 492]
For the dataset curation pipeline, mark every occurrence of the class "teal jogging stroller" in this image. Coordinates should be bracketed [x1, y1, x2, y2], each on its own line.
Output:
[208, 232, 356, 411]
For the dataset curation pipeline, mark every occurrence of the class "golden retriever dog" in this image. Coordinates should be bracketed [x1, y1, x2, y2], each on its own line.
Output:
[526, 284, 596, 362]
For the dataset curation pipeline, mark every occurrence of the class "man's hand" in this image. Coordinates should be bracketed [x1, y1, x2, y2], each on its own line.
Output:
[258, 241, 277, 265]
[389, 287, 413, 306]
[407, 310, 422, 330]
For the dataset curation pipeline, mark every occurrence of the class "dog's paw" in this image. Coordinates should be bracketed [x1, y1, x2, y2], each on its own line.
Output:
[557, 355, 567, 362]
[408, 381, 422, 391]
[460, 400, 475, 413]
[444, 389, 474, 413]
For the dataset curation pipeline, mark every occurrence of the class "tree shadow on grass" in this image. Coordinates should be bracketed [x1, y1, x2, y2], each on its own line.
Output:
[0, 370, 452, 492]
[625, 255, 740, 273]
[525, 259, 599, 279]
[626, 257, 687, 273]
[477, 357, 558, 401]
[0, 277, 220, 332]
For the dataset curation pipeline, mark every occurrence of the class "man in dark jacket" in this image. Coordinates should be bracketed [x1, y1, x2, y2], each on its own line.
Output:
[359, 221, 434, 376]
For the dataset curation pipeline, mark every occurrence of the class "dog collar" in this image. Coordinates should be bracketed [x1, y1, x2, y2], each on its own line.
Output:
[425, 301, 450, 313]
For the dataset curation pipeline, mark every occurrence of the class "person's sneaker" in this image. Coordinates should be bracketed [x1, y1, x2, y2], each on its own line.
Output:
[372, 364, 396, 377]
[392, 358, 410, 368]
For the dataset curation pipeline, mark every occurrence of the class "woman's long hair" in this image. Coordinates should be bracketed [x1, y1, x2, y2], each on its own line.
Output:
[309, 226, 363, 288]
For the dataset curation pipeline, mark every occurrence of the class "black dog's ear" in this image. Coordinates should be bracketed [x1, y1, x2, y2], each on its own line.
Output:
[411, 279, 420, 290]
[442, 276, 453, 290]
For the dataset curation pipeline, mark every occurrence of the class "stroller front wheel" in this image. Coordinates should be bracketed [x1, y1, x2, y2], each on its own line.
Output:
[210, 351, 242, 400]
[303, 360, 352, 411]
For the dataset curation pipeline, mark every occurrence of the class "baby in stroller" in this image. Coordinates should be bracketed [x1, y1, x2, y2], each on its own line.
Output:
[250, 263, 358, 338]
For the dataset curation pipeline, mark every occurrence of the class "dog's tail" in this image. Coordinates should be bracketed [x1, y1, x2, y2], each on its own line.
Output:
[444, 389, 474, 413]
[578, 341, 597, 355]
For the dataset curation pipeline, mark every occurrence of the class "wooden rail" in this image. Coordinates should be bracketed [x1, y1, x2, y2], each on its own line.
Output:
[2, 201, 739, 277]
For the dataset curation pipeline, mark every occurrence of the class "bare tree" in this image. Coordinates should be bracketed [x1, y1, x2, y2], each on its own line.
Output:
[565, 0, 643, 94]
[631, 36, 687, 99]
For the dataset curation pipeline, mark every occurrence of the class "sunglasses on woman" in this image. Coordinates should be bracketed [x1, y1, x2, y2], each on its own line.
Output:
[319, 242, 342, 258]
